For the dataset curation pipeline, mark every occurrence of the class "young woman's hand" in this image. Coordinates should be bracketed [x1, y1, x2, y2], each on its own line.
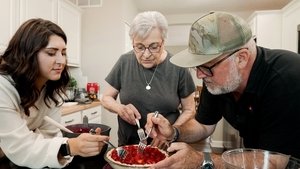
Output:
[68, 128, 109, 157]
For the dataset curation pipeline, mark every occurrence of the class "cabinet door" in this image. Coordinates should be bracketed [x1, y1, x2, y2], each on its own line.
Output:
[247, 11, 282, 49]
[58, 0, 81, 67]
[19, 0, 58, 24]
[0, 0, 18, 53]
[61, 111, 81, 126]
[82, 106, 102, 124]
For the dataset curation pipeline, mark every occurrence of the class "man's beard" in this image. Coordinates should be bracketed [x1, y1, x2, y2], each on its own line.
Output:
[205, 59, 242, 95]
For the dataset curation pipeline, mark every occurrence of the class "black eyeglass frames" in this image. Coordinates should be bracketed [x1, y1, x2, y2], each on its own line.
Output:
[133, 41, 163, 54]
[196, 48, 248, 77]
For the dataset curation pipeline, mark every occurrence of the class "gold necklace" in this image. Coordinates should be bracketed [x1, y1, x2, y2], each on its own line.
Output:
[142, 65, 158, 90]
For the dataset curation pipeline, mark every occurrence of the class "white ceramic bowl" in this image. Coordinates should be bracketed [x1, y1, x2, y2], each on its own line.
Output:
[222, 148, 290, 169]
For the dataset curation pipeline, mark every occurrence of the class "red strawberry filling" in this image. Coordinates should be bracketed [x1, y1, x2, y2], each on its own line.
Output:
[110, 145, 167, 165]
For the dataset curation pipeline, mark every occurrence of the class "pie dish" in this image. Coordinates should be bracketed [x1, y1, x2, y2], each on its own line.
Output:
[105, 144, 168, 169]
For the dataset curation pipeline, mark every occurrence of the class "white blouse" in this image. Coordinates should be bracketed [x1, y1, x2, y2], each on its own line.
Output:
[0, 75, 71, 168]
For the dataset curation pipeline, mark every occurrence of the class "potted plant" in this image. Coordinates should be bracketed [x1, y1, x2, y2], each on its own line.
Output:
[65, 77, 77, 101]
[68, 77, 78, 89]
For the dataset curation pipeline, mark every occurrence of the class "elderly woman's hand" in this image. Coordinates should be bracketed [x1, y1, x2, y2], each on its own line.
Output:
[117, 103, 141, 125]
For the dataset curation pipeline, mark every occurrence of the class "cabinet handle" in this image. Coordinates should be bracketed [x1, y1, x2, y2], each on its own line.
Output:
[91, 111, 98, 115]
[65, 119, 74, 124]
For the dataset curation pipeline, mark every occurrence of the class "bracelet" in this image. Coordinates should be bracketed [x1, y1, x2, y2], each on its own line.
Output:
[168, 126, 179, 142]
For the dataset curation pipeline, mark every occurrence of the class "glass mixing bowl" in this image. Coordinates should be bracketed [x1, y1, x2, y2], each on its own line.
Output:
[222, 148, 290, 169]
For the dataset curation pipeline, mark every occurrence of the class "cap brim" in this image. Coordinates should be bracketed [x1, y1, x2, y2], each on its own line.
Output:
[170, 48, 221, 68]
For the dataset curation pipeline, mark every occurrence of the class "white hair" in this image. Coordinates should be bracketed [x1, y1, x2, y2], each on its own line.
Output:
[129, 11, 168, 41]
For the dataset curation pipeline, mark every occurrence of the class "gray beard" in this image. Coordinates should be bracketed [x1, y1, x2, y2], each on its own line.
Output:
[206, 58, 242, 95]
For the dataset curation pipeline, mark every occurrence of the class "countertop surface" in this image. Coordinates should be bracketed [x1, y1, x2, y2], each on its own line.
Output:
[61, 101, 101, 116]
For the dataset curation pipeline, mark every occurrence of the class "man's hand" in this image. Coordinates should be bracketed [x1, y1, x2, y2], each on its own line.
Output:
[149, 142, 203, 169]
[145, 113, 174, 142]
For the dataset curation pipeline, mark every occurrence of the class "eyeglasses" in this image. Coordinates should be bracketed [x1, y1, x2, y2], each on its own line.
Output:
[133, 41, 163, 54]
[196, 48, 248, 77]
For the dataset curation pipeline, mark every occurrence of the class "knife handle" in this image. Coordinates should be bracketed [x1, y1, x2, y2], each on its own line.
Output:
[201, 152, 214, 169]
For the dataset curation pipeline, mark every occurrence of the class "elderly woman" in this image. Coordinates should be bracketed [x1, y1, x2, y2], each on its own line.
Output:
[101, 11, 196, 146]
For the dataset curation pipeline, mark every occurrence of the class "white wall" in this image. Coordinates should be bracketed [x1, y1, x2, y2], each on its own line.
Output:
[80, 0, 138, 145]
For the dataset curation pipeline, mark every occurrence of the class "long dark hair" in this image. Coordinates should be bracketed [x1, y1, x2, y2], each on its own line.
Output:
[0, 18, 70, 116]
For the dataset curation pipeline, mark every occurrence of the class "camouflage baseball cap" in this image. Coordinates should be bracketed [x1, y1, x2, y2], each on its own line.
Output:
[170, 11, 252, 67]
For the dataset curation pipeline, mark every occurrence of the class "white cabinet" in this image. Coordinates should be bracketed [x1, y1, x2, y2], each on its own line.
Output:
[62, 105, 102, 126]
[58, 0, 81, 67]
[247, 0, 300, 52]
[0, 0, 82, 67]
[19, 0, 58, 24]
[61, 111, 82, 126]
[0, 0, 19, 53]
[247, 10, 282, 49]
[82, 106, 102, 124]
[281, 0, 300, 53]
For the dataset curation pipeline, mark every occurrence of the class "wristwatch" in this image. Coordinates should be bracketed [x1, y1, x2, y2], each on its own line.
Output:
[59, 140, 72, 158]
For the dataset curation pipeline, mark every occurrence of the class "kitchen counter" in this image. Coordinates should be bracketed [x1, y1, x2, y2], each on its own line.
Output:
[61, 101, 101, 116]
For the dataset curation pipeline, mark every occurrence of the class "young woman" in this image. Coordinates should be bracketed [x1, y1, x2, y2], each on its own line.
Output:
[0, 18, 108, 168]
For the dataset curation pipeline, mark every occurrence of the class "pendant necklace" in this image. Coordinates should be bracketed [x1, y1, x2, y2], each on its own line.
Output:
[142, 65, 158, 90]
